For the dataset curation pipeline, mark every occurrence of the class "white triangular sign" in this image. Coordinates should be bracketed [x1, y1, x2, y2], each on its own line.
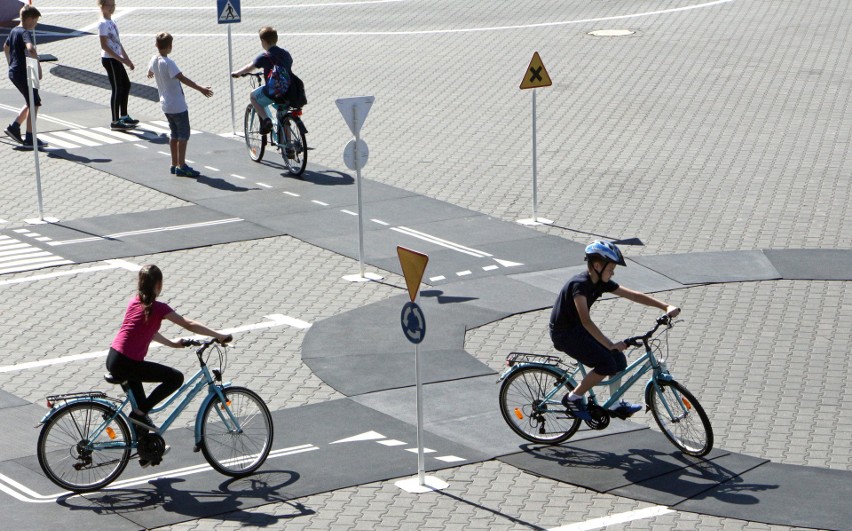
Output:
[336, 96, 375, 136]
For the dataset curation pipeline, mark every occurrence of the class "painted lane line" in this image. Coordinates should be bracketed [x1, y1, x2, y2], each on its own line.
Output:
[47, 130, 100, 147]
[204, 166, 220, 172]
[186, 158, 196, 163]
[35, 134, 79, 149]
[257, 182, 273, 189]
[391, 226, 492, 258]
[456, 270, 472, 276]
[0, 444, 319, 503]
[547, 506, 674, 531]
[429, 275, 446, 282]
[283, 191, 300, 197]
[92, 126, 142, 142]
[47, 218, 244, 246]
[0, 248, 50, 259]
[371, 219, 389, 226]
[435, 455, 466, 463]
[133, 144, 148, 149]
[312, 200, 329, 206]
[231, 174, 246, 180]
[341, 209, 358, 216]
[157, 150, 170, 156]
[35, 236, 52, 242]
[483, 265, 499, 271]
[377, 439, 407, 447]
[0, 262, 133, 287]
[0, 219, 8, 223]
[0, 313, 311, 374]
[71, 129, 123, 145]
[0, 243, 32, 254]
[405, 447, 436, 454]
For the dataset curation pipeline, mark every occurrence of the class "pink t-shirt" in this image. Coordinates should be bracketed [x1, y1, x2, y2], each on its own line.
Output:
[111, 297, 175, 361]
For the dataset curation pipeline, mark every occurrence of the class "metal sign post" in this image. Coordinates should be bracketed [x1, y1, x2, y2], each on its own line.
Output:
[518, 52, 554, 226]
[217, 0, 241, 135]
[337, 96, 381, 282]
[26, 57, 44, 221]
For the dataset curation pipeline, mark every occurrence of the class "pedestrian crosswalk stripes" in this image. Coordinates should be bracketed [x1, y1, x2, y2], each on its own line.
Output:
[0, 235, 73, 275]
[35, 122, 201, 151]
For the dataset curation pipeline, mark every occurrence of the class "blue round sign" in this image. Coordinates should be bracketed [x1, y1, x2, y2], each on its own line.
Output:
[400, 302, 426, 344]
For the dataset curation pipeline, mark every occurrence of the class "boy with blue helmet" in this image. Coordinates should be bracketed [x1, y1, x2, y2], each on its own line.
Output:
[549, 241, 680, 421]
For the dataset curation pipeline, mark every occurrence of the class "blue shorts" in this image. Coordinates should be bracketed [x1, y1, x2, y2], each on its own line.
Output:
[251, 86, 276, 110]
[165, 110, 190, 141]
[10, 76, 41, 107]
[551, 325, 627, 376]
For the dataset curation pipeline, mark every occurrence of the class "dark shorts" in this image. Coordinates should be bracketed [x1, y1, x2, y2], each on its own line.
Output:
[551, 325, 627, 376]
[165, 110, 191, 140]
[10, 75, 41, 107]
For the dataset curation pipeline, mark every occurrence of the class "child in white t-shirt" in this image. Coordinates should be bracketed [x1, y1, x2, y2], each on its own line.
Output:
[147, 32, 213, 177]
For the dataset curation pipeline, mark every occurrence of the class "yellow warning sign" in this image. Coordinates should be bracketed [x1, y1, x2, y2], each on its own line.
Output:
[397, 246, 429, 302]
[519, 52, 552, 90]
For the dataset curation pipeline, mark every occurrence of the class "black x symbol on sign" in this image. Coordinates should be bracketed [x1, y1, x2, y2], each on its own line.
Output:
[529, 66, 543, 83]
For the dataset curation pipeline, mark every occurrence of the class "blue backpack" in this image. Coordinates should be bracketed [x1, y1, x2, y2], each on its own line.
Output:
[265, 52, 290, 101]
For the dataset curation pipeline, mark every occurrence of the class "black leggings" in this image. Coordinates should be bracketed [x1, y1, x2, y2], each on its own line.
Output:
[101, 57, 130, 122]
[106, 348, 183, 414]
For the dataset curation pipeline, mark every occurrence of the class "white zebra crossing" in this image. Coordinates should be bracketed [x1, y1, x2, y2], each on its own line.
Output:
[36, 122, 200, 150]
[0, 234, 73, 275]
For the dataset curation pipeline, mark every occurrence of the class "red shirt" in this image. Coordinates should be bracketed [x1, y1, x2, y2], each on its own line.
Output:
[111, 297, 175, 361]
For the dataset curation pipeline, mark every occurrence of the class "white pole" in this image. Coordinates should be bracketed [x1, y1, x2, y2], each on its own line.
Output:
[414, 341, 425, 486]
[353, 105, 366, 278]
[227, 25, 236, 135]
[26, 59, 44, 221]
[531, 88, 538, 222]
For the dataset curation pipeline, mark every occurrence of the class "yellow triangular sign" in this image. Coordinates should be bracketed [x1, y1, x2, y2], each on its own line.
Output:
[519, 52, 552, 90]
[397, 246, 429, 302]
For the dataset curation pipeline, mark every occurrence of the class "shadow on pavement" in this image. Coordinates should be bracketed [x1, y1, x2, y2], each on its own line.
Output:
[49, 65, 160, 102]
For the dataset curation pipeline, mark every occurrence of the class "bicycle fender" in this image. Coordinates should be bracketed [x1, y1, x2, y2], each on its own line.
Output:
[194, 383, 233, 445]
[644, 377, 673, 409]
[39, 397, 119, 425]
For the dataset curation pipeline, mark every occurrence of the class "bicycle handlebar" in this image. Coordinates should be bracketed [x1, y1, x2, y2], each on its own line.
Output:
[624, 315, 673, 348]
[181, 336, 232, 353]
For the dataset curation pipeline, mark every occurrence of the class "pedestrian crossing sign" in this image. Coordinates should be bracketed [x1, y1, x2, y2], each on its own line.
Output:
[217, 0, 241, 24]
[519, 52, 552, 90]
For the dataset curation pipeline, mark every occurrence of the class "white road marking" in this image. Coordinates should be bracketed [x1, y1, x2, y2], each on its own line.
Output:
[435, 455, 466, 463]
[371, 219, 389, 226]
[204, 166, 220, 172]
[92, 126, 142, 142]
[429, 275, 446, 282]
[312, 200, 329, 206]
[0, 313, 310, 374]
[377, 439, 407, 447]
[283, 191, 300, 197]
[71, 129, 123, 145]
[138, 122, 171, 135]
[157, 150, 170, 157]
[133, 144, 148, 149]
[0, 236, 72, 274]
[257, 182, 273, 189]
[341, 209, 358, 216]
[405, 447, 436, 454]
[330, 431, 386, 444]
[456, 270, 472, 276]
[35, 134, 79, 149]
[231, 174, 246, 180]
[391, 226, 492, 258]
[547, 506, 674, 531]
[494, 258, 523, 267]
[482, 265, 499, 271]
[46, 218, 244, 246]
[47, 130, 100, 147]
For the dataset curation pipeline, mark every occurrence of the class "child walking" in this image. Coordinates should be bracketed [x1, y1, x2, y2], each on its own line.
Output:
[147, 32, 213, 177]
[3, 4, 47, 149]
[97, 0, 138, 130]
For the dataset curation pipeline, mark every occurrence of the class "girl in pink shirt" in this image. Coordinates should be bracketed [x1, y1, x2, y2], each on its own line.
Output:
[107, 264, 231, 439]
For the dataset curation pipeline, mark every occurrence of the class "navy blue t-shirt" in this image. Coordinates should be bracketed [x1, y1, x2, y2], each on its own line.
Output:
[253, 45, 293, 98]
[5, 26, 34, 82]
[549, 271, 619, 332]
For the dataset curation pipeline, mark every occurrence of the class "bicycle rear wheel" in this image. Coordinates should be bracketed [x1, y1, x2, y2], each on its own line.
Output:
[244, 104, 266, 162]
[499, 366, 580, 444]
[280, 114, 308, 177]
[646, 379, 713, 456]
[37, 401, 131, 492]
[201, 386, 273, 477]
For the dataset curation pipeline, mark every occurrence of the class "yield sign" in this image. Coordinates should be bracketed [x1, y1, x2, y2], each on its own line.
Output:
[519, 51, 552, 90]
[397, 246, 428, 302]
[336, 96, 375, 137]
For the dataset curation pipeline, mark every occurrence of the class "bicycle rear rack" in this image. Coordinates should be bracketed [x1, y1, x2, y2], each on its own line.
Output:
[505, 352, 567, 367]
[45, 391, 117, 408]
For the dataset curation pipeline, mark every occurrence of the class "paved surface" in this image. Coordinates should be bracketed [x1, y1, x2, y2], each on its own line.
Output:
[0, 0, 849, 529]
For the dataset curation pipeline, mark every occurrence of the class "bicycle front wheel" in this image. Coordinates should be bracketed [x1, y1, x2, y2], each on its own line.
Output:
[280, 115, 308, 177]
[646, 379, 713, 456]
[201, 386, 274, 477]
[499, 366, 581, 444]
[244, 104, 266, 162]
[37, 401, 131, 492]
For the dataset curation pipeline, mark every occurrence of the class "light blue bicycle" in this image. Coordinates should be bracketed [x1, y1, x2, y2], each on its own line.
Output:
[36, 338, 273, 492]
[498, 316, 713, 456]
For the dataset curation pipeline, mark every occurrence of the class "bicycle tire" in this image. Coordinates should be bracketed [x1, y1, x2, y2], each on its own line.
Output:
[279, 114, 308, 177]
[37, 401, 131, 492]
[645, 379, 713, 456]
[200, 386, 274, 477]
[499, 366, 581, 444]
[244, 104, 266, 162]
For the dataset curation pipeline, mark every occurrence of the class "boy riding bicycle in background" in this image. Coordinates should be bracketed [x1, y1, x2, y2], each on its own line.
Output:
[550, 241, 681, 421]
[230, 26, 292, 136]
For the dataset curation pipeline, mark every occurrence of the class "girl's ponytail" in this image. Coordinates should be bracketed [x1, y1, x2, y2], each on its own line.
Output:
[137, 264, 162, 319]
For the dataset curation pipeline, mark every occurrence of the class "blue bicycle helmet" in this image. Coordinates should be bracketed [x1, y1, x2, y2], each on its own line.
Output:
[584, 240, 626, 266]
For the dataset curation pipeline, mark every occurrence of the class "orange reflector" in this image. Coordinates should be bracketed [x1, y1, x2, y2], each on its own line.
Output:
[682, 397, 692, 410]
[514, 408, 524, 420]
[106, 427, 117, 440]
[219, 400, 232, 410]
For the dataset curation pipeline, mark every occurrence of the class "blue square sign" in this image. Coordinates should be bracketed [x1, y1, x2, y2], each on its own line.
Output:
[217, 0, 241, 24]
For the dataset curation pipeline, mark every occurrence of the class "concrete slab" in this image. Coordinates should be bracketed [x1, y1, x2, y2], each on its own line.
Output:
[764, 249, 852, 280]
[632, 251, 782, 284]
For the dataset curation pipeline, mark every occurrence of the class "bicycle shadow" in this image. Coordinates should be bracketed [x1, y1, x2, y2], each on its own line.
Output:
[57, 470, 314, 525]
[518, 443, 778, 505]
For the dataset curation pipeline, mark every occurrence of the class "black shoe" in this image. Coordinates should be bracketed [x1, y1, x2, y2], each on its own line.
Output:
[4, 124, 22, 144]
[20, 135, 48, 149]
[111, 120, 134, 131]
[260, 118, 273, 135]
[129, 410, 158, 433]
[120, 115, 140, 125]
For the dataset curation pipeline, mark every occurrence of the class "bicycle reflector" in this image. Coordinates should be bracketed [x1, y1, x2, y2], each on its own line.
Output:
[682, 397, 693, 410]
[46, 399, 53, 408]
[291, 109, 303, 117]
[106, 427, 117, 440]
[514, 408, 524, 420]
[219, 400, 232, 410]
